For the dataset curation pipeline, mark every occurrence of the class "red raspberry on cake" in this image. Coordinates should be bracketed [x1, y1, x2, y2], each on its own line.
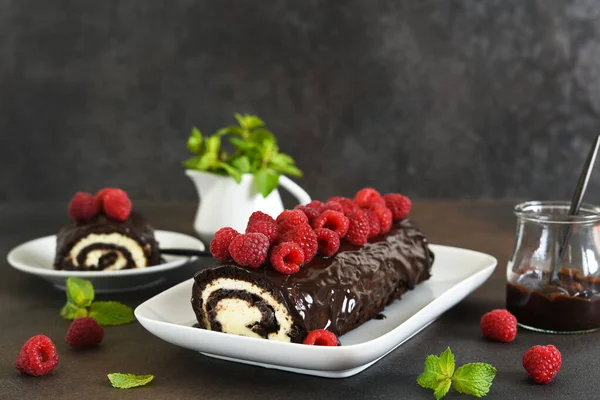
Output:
[522, 345, 562, 384]
[68, 192, 99, 221]
[328, 197, 358, 215]
[276, 210, 309, 235]
[365, 209, 381, 238]
[321, 200, 343, 213]
[314, 228, 340, 257]
[312, 210, 349, 238]
[303, 329, 339, 346]
[307, 200, 325, 213]
[294, 205, 320, 224]
[480, 309, 517, 342]
[102, 188, 132, 221]
[280, 223, 318, 263]
[270, 242, 304, 274]
[65, 317, 104, 348]
[228, 233, 269, 268]
[94, 187, 116, 209]
[248, 211, 276, 227]
[246, 221, 278, 246]
[354, 188, 383, 208]
[383, 193, 412, 221]
[370, 205, 393, 234]
[15, 334, 59, 376]
[345, 209, 370, 245]
[210, 227, 241, 260]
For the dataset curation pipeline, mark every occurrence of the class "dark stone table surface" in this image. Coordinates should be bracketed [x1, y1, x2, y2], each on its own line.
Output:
[0, 201, 597, 399]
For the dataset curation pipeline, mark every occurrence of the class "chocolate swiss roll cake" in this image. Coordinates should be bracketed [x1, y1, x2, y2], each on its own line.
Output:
[191, 218, 433, 343]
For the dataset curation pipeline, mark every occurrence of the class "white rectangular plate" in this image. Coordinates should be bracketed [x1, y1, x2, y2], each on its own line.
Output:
[135, 244, 497, 378]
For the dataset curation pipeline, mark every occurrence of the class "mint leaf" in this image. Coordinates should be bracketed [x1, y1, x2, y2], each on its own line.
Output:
[254, 169, 280, 197]
[198, 153, 217, 170]
[218, 162, 242, 183]
[108, 373, 154, 389]
[182, 155, 203, 169]
[417, 348, 455, 400]
[229, 136, 256, 151]
[66, 277, 94, 307]
[205, 135, 221, 155]
[60, 301, 88, 320]
[234, 113, 264, 130]
[452, 363, 496, 398]
[268, 162, 303, 177]
[271, 152, 295, 167]
[186, 127, 203, 153]
[231, 156, 252, 173]
[89, 301, 135, 326]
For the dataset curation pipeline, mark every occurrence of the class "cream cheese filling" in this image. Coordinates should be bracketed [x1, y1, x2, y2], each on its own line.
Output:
[68, 233, 147, 270]
[201, 278, 293, 342]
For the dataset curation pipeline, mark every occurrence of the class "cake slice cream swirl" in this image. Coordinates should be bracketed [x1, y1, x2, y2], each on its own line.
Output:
[68, 233, 148, 270]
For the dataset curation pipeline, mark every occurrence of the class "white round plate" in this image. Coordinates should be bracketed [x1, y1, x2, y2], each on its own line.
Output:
[7, 230, 205, 293]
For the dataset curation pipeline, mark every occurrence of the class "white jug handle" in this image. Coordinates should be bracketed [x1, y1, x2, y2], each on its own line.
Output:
[279, 176, 312, 205]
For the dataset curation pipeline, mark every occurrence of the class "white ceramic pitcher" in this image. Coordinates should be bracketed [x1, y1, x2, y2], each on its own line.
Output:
[185, 170, 312, 243]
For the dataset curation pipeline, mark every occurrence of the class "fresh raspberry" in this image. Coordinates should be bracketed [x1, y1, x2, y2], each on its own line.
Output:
[228, 233, 270, 268]
[307, 200, 325, 212]
[321, 200, 343, 213]
[102, 189, 132, 221]
[68, 192, 99, 221]
[328, 197, 358, 215]
[276, 210, 309, 236]
[246, 221, 278, 246]
[248, 211, 276, 226]
[280, 224, 318, 263]
[365, 209, 381, 238]
[65, 317, 104, 348]
[370, 205, 393, 234]
[270, 242, 304, 274]
[354, 188, 382, 208]
[345, 209, 370, 245]
[480, 309, 517, 343]
[15, 335, 59, 376]
[210, 227, 241, 260]
[94, 187, 116, 209]
[312, 210, 349, 238]
[383, 193, 412, 221]
[302, 329, 339, 346]
[522, 345, 562, 384]
[314, 228, 340, 257]
[294, 205, 320, 224]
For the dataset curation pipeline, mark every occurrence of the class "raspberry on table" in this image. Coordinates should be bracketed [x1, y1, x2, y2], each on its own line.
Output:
[228, 233, 270, 268]
[522, 345, 562, 384]
[294, 205, 320, 224]
[383, 193, 412, 221]
[354, 188, 382, 208]
[370, 205, 393, 234]
[15, 334, 59, 376]
[248, 211, 276, 227]
[210, 227, 241, 260]
[270, 242, 304, 274]
[312, 210, 349, 238]
[279, 223, 318, 263]
[277, 210, 309, 235]
[102, 188, 132, 221]
[480, 309, 517, 343]
[306, 200, 325, 213]
[345, 209, 370, 245]
[314, 228, 340, 257]
[246, 221, 278, 246]
[321, 200, 343, 213]
[65, 317, 104, 348]
[68, 192, 99, 221]
[328, 197, 358, 215]
[302, 329, 339, 346]
[365, 209, 381, 238]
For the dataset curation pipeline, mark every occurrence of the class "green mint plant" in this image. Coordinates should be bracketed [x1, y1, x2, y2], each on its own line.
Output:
[417, 347, 496, 399]
[60, 277, 135, 326]
[182, 113, 303, 197]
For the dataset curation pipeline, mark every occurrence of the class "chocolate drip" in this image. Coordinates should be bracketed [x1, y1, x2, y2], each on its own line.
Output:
[54, 211, 161, 270]
[192, 219, 433, 342]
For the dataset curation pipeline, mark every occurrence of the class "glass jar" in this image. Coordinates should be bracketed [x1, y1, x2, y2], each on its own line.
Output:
[506, 201, 600, 333]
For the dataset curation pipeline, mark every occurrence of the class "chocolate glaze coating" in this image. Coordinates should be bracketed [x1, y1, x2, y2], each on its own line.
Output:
[192, 219, 433, 342]
[54, 211, 162, 270]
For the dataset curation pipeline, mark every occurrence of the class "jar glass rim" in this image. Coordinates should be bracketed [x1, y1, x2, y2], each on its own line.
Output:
[514, 201, 600, 224]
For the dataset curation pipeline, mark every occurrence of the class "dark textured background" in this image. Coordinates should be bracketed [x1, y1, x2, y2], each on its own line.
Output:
[2, 0, 600, 203]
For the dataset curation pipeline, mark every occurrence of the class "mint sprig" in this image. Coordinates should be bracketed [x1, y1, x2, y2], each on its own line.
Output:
[182, 113, 303, 197]
[108, 373, 154, 389]
[417, 347, 496, 399]
[60, 277, 136, 326]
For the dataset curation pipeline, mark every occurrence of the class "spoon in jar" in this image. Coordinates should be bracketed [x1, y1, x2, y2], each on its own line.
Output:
[552, 134, 600, 282]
